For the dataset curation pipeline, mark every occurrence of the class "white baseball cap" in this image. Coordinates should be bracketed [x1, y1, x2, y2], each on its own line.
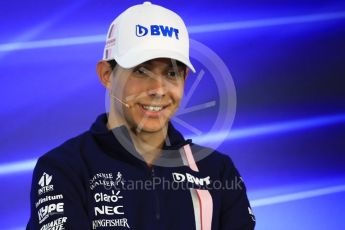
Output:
[103, 1, 195, 73]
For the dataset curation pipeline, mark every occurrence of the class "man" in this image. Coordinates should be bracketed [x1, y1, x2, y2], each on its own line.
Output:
[27, 2, 255, 229]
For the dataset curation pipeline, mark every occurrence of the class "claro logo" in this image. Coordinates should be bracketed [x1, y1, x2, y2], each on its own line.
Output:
[136, 24, 179, 39]
[172, 173, 211, 186]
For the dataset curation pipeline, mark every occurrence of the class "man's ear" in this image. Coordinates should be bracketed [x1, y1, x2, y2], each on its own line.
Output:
[96, 60, 112, 90]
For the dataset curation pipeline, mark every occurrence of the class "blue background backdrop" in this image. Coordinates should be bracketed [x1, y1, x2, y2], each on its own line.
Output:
[1, 0, 345, 229]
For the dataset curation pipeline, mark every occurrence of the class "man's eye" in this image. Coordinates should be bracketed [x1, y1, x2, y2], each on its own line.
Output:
[134, 67, 147, 75]
[167, 71, 180, 78]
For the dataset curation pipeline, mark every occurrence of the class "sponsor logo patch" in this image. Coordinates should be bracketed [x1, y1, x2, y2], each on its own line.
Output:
[172, 172, 211, 186]
[92, 218, 130, 229]
[38, 173, 54, 195]
[38, 202, 64, 224]
[40, 217, 67, 230]
[36, 194, 63, 208]
[136, 24, 179, 39]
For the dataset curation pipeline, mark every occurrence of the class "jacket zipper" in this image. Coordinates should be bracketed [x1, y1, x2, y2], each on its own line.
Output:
[151, 167, 160, 220]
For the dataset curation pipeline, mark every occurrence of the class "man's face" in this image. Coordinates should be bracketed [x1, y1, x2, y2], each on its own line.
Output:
[111, 58, 186, 133]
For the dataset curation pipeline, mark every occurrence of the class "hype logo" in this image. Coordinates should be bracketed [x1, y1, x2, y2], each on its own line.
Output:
[135, 24, 179, 39]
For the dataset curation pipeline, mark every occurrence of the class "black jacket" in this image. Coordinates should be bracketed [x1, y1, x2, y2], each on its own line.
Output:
[27, 114, 255, 230]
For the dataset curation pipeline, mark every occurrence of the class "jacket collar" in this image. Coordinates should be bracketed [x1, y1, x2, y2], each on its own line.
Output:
[90, 113, 191, 167]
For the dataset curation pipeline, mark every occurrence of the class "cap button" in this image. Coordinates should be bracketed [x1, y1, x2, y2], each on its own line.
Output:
[143, 1, 152, 5]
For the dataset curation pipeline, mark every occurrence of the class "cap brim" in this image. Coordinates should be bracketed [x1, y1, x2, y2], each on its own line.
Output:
[114, 49, 196, 73]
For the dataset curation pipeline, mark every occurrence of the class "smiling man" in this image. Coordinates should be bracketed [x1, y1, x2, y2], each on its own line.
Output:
[27, 2, 255, 230]
[99, 58, 187, 165]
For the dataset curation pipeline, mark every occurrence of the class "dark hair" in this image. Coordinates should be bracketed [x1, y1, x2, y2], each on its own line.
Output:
[107, 59, 117, 70]
[107, 59, 187, 76]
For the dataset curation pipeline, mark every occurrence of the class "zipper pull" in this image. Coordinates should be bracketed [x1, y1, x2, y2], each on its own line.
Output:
[151, 167, 155, 177]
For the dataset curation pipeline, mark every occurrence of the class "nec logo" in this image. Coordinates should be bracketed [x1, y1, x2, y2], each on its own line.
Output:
[136, 24, 179, 39]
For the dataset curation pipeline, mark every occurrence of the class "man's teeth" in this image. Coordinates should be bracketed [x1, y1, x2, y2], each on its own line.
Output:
[142, 105, 163, 112]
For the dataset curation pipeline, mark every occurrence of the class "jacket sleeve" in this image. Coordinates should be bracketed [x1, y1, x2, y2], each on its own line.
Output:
[219, 156, 256, 230]
[26, 154, 90, 230]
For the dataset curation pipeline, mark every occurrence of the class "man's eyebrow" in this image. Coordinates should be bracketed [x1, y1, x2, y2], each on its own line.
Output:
[138, 60, 185, 68]
[140, 60, 153, 66]
[169, 61, 186, 69]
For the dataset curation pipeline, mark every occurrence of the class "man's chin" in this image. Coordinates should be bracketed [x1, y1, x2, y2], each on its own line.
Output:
[135, 122, 168, 134]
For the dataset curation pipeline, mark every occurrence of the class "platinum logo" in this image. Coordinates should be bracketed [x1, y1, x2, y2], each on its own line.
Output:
[172, 173, 211, 186]
[36, 194, 63, 208]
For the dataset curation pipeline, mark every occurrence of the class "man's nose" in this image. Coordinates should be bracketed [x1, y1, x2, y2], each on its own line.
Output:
[147, 73, 167, 98]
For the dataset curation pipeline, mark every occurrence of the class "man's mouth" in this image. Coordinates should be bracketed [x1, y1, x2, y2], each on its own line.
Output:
[139, 103, 170, 112]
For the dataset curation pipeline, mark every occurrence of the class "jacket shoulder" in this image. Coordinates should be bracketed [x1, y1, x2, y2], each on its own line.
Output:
[39, 131, 90, 162]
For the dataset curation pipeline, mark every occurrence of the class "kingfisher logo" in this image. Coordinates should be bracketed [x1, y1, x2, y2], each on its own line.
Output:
[136, 24, 179, 39]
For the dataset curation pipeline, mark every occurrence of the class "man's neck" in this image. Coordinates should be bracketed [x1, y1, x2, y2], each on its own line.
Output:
[129, 128, 167, 166]
[107, 110, 167, 166]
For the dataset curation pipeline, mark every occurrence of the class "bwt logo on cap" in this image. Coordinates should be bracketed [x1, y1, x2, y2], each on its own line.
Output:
[136, 24, 180, 39]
